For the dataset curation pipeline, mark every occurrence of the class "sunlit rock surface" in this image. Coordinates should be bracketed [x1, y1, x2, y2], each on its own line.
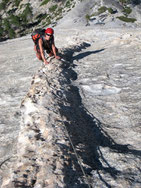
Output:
[0, 27, 141, 187]
[72, 29, 141, 187]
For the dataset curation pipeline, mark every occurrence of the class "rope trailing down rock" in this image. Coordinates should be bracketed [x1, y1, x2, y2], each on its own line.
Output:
[1, 56, 92, 188]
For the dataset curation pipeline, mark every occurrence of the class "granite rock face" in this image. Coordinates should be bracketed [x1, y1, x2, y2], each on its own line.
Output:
[0, 27, 141, 187]
[1, 0, 141, 40]
[0, 36, 40, 186]
[71, 29, 141, 188]
[1, 57, 92, 188]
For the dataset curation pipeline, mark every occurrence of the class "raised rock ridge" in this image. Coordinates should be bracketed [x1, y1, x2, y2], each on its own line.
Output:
[0, 27, 141, 188]
[1, 56, 92, 187]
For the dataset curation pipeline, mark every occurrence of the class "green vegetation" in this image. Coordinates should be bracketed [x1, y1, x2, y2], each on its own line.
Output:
[8, 28, 16, 38]
[107, 8, 115, 14]
[9, 15, 20, 27]
[36, 14, 47, 22]
[0, 0, 35, 39]
[20, 3, 32, 24]
[117, 16, 136, 22]
[46, 16, 51, 25]
[14, 0, 21, 7]
[86, 6, 115, 22]
[0, 0, 76, 40]
[57, 7, 63, 14]
[23, 3, 32, 16]
[49, 4, 57, 12]
[37, 0, 71, 28]
[72, 4, 75, 8]
[91, 6, 115, 17]
[40, 0, 50, 6]
[0, 27, 4, 37]
[0, 2, 6, 10]
[119, 0, 127, 4]
[119, 0, 130, 5]
[65, 0, 72, 8]
[98, 6, 107, 14]
[2, 18, 16, 38]
[123, 6, 132, 15]
[85, 14, 91, 25]
[97, 6, 116, 15]
[7, 8, 17, 15]
[56, 16, 63, 21]
[118, 0, 140, 6]
[0, 0, 10, 10]
[0, 2, 33, 39]
[54, 7, 62, 17]
[85, 14, 91, 21]
[3, 19, 11, 30]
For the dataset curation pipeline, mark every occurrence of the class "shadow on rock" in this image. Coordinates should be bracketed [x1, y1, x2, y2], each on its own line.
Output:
[72, 49, 105, 61]
[58, 42, 141, 188]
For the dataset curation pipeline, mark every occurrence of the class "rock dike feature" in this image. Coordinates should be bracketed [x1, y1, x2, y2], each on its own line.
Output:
[1, 41, 141, 188]
[1, 54, 91, 188]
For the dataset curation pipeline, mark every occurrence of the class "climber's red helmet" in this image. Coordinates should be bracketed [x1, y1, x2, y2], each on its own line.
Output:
[45, 28, 54, 36]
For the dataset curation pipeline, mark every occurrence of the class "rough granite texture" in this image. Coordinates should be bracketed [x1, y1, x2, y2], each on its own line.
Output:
[1, 58, 90, 188]
[0, 27, 141, 187]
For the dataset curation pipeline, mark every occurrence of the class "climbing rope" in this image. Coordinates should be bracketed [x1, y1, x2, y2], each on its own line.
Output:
[62, 120, 92, 188]
[41, 65, 92, 188]
[63, 124, 92, 188]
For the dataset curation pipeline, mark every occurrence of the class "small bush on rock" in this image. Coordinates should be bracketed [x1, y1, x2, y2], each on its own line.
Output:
[108, 8, 116, 14]
[14, 0, 21, 7]
[49, 5, 58, 12]
[117, 16, 136, 22]
[123, 6, 132, 15]
[98, 6, 107, 14]
[40, 0, 50, 6]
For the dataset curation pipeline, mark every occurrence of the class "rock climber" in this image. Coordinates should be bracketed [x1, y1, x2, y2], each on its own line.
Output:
[34, 28, 61, 65]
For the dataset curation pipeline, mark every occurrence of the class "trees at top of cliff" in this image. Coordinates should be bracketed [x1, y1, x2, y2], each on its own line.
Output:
[119, 0, 141, 6]
[131, 0, 141, 5]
